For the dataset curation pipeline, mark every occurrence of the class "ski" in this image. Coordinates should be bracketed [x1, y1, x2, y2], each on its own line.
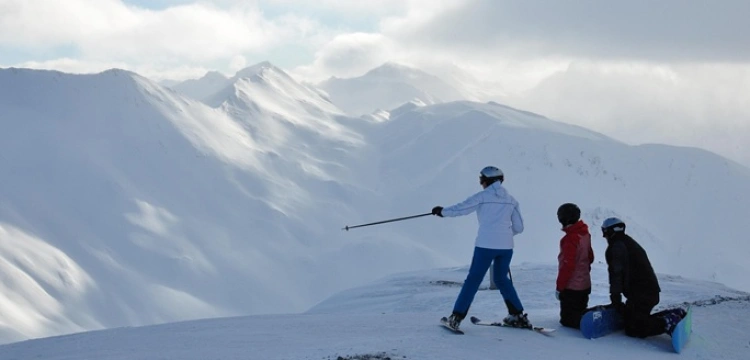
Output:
[440, 317, 464, 334]
[470, 316, 555, 336]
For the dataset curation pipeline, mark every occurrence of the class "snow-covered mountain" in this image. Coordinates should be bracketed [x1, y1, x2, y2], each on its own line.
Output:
[168, 71, 229, 102]
[2, 264, 748, 359]
[317, 62, 466, 116]
[1, 63, 749, 346]
[0, 66, 374, 344]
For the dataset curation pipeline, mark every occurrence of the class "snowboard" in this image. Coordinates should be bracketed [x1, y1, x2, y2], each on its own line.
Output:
[440, 317, 464, 334]
[470, 316, 556, 335]
[671, 306, 692, 353]
[579, 306, 624, 339]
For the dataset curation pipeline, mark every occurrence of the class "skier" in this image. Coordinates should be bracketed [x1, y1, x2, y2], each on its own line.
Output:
[600, 217, 686, 337]
[432, 166, 530, 331]
[555, 203, 594, 329]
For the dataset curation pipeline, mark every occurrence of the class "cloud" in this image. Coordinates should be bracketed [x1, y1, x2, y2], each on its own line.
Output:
[228, 55, 248, 73]
[0, 0, 458, 80]
[288, 0, 471, 81]
[508, 61, 750, 166]
[0, 1, 281, 60]
[382, 0, 750, 62]
[258, 0, 434, 15]
[0, 0, 338, 78]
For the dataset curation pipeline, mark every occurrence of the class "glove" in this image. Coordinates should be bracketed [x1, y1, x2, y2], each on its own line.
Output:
[607, 293, 625, 314]
[555, 291, 561, 301]
[609, 293, 622, 307]
[431, 206, 443, 217]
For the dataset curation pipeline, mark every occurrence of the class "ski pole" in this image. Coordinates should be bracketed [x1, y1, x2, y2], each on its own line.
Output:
[342, 212, 432, 231]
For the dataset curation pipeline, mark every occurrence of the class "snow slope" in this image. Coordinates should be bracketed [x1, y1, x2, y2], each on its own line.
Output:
[1, 64, 748, 346]
[1, 264, 748, 360]
[364, 100, 750, 294]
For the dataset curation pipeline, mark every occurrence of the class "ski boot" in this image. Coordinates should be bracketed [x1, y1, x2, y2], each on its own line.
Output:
[503, 313, 532, 328]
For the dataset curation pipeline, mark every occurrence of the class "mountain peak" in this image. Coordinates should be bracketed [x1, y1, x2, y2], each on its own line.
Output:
[169, 70, 230, 101]
[202, 71, 227, 81]
[202, 60, 345, 117]
[364, 62, 425, 79]
[232, 61, 287, 80]
[170, 61, 298, 104]
[317, 62, 465, 116]
[99, 68, 135, 76]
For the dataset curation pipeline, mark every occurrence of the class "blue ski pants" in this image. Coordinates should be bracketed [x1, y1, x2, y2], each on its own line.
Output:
[453, 247, 524, 316]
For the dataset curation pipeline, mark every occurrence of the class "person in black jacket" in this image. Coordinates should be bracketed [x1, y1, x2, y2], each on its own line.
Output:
[601, 217, 686, 338]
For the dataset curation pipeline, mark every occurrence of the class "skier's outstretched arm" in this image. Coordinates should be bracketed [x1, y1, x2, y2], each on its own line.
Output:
[441, 192, 483, 217]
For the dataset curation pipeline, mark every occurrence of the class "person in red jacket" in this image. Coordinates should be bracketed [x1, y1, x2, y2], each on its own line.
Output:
[555, 203, 594, 328]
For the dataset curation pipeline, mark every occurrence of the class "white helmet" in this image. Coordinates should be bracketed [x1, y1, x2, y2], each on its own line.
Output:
[480, 166, 504, 184]
[601, 217, 626, 237]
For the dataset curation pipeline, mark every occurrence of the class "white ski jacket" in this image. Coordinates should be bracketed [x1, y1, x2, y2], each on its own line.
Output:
[441, 181, 524, 250]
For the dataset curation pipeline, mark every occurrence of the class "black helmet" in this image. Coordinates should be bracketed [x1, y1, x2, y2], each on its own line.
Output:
[479, 166, 504, 185]
[601, 217, 626, 238]
[557, 203, 581, 227]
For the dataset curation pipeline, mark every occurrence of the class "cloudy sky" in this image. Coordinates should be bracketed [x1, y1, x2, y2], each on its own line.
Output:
[2, 0, 749, 166]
